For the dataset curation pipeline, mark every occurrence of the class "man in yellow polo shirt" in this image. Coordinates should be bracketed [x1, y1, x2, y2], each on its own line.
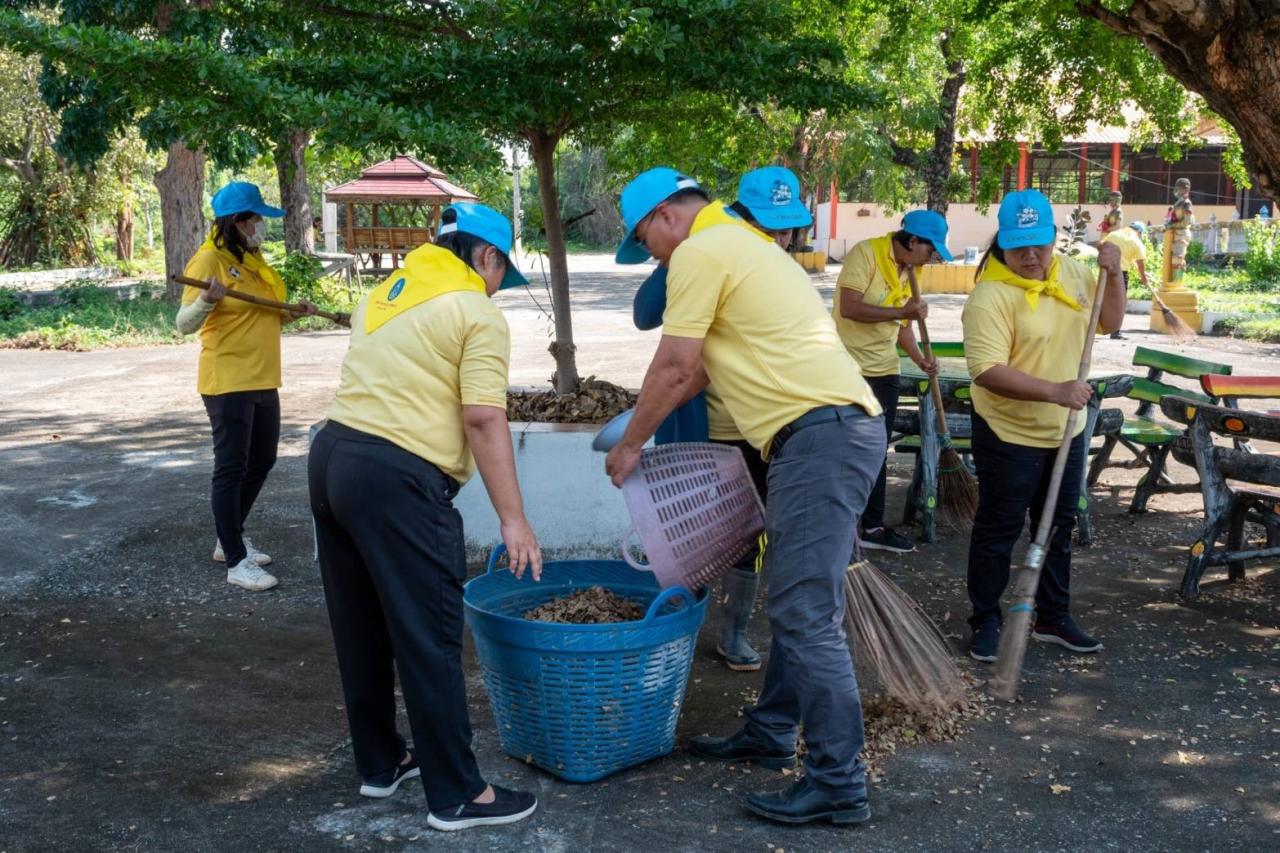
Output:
[834, 210, 951, 553]
[605, 167, 884, 826]
[1100, 220, 1150, 339]
[310, 202, 540, 832]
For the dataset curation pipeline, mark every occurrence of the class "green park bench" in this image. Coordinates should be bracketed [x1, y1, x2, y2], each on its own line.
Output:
[1088, 346, 1232, 513]
[1160, 382, 1280, 597]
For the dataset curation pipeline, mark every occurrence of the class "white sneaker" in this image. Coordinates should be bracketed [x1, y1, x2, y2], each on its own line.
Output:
[212, 537, 272, 566]
[226, 558, 278, 591]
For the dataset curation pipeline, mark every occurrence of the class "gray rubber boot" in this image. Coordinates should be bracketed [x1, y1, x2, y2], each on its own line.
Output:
[715, 567, 762, 671]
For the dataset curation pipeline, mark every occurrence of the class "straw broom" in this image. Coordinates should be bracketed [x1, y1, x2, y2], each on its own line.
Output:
[843, 547, 965, 712]
[1150, 291, 1197, 343]
[991, 269, 1109, 701]
[906, 266, 978, 527]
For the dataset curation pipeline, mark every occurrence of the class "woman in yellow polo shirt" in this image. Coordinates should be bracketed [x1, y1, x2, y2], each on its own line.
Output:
[310, 202, 540, 831]
[834, 211, 949, 554]
[176, 181, 316, 592]
[961, 189, 1124, 664]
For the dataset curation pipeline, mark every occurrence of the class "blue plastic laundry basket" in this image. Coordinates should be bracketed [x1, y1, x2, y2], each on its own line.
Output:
[464, 544, 709, 782]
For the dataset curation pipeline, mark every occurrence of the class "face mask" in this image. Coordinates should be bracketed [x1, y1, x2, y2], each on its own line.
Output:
[244, 219, 268, 248]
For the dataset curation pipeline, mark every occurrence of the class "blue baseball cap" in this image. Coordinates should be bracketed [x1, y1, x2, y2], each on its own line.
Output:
[439, 201, 528, 289]
[901, 210, 955, 261]
[211, 181, 284, 219]
[736, 166, 813, 231]
[997, 189, 1057, 250]
[1129, 220, 1147, 238]
[616, 167, 703, 264]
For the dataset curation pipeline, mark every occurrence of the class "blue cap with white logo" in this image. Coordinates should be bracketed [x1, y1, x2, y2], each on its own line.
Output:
[211, 181, 284, 219]
[616, 167, 703, 264]
[439, 201, 528, 289]
[901, 210, 955, 262]
[1129, 220, 1147, 237]
[736, 166, 813, 231]
[997, 189, 1057, 250]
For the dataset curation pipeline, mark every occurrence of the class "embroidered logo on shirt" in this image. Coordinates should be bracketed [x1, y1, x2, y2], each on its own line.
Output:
[228, 266, 241, 279]
[387, 277, 406, 301]
[771, 181, 792, 206]
[1017, 206, 1039, 228]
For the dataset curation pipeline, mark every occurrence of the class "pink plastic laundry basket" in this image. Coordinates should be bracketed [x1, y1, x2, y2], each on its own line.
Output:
[620, 442, 765, 590]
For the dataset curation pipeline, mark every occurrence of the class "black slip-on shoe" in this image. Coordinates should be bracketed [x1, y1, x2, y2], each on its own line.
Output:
[359, 752, 420, 798]
[746, 777, 871, 826]
[1032, 616, 1103, 653]
[969, 623, 1000, 663]
[859, 527, 916, 554]
[689, 728, 797, 769]
[427, 785, 537, 832]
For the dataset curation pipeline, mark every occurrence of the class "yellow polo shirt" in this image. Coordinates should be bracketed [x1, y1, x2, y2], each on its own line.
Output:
[664, 203, 881, 454]
[832, 237, 908, 377]
[328, 245, 510, 484]
[1102, 228, 1146, 273]
[181, 237, 286, 396]
[962, 255, 1098, 448]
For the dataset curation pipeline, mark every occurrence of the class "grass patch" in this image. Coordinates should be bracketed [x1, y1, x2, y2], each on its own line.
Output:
[1212, 316, 1280, 343]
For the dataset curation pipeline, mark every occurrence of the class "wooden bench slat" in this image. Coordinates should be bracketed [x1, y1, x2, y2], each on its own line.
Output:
[1120, 415, 1182, 444]
[897, 341, 964, 359]
[1132, 345, 1232, 379]
[1129, 376, 1213, 406]
[896, 436, 972, 452]
[1200, 374, 1280, 399]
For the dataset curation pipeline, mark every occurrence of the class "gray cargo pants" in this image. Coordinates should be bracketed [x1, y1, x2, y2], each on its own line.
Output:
[744, 407, 885, 795]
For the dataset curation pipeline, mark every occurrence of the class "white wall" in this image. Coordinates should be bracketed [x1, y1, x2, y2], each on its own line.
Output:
[814, 201, 1240, 261]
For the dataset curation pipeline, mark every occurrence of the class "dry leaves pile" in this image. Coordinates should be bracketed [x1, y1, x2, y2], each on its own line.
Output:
[523, 586, 645, 624]
[507, 376, 636, 424]
[858, 685, 991, 781]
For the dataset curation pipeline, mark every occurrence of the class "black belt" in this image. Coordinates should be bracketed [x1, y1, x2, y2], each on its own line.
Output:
[769, 404, 864, 460]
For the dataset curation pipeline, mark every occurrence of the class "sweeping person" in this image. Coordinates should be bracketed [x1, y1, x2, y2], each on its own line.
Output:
[1100, 220, 1150, 340]
[176, 181, 317, 592]
[961, 189, 1125, 664]
[309, 202, 541, 831]
[606, 167, 884, 826]
[833, 211, 951, 554]
[628, 165, 814, 673]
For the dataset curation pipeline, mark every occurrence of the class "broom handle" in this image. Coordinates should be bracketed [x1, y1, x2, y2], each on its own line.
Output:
[905, 266, 951, 435]
[169, 274, 351, 327]
[992, 268, 1109, 701]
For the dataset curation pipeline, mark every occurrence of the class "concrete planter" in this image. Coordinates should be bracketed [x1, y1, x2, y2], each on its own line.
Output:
[1202, 310, 1280, 334]
[1127, 299, 1152, 315]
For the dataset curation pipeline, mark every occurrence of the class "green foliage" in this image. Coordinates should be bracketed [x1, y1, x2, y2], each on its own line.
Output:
[0, 280, 183, 350]
[1184, 240, 1206, 264]
[0, 285, 22, 321]
[1242, 219, 1280, 285]
[276, 251, 325, 303]
[1211, 316, 1280, 344]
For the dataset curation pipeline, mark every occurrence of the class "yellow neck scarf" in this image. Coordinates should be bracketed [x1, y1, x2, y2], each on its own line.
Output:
[364, 243, 487, 334]
[200, 231, 286, 301]
[980, 256, 1081, 312]
[689, 200, 773, 242]
[870, 234, 910, 308]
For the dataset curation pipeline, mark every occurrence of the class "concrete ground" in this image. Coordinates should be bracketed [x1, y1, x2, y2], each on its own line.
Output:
[1, 254, 1278, 851]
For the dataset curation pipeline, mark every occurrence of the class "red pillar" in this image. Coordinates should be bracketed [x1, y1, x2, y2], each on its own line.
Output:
[1078, 143, 1089, 204]
[970, 147, 979, 203]
[1110, 143, 1121, 192]
[1017, 143, 1028, 190]
[828, 179, 838, 240]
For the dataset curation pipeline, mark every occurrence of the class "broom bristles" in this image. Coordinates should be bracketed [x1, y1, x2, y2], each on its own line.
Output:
[936, 446, 978, 529]
[1153, 293, 1197, 343]
[843, 560, 965, 711]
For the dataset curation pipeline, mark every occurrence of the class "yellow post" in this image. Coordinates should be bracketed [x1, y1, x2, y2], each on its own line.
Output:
[1151, 227, 1201, 334]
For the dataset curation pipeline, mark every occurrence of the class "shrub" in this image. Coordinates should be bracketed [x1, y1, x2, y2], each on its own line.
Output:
[277, 252, 326, 303]
[0, 286, 22, 321]
[1243, 219, 1280, 285]
[1184, 240, 1206, 264]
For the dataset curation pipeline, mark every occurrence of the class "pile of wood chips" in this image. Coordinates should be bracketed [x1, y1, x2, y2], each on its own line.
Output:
[522, 586, 645, 624]
[507, 376, 636, 424]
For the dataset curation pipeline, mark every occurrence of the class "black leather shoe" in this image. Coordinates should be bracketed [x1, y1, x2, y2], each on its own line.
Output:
[746, 776, 871, 825]
[688, 728, 797, 769]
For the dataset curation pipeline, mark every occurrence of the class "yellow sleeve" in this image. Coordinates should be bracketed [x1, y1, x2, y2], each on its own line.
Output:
[962, 295, 1012, 380]
[459, 306, 511, 408]
[663, 242, 728, 339]
[836, 242, 875, 293]
[181, 250, 221, 306]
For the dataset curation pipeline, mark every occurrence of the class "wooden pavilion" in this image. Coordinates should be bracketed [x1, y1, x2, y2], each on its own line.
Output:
[324, 156, 478, 270]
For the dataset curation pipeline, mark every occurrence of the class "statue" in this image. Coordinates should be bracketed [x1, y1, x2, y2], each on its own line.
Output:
[1099, 190, 1124, 237]
[1165, 178, 1195, 281]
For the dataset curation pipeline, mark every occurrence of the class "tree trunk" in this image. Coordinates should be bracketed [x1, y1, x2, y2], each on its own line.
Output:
[155, 141, 206, 297]
[114, 204, 134, 261]
[528, 130, 580, 394]
[275, 128, 314, 253]
[925, 33, 965, 214]
[1078, 0, 1280, 202]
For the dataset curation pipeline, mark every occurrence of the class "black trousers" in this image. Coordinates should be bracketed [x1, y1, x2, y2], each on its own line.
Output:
[713, 438, 771, 573]
[308, 421, 485, 811]
[966, 414, 1085, 629]
[860, 374, 901, 531]
[201, 389, 280, 567]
